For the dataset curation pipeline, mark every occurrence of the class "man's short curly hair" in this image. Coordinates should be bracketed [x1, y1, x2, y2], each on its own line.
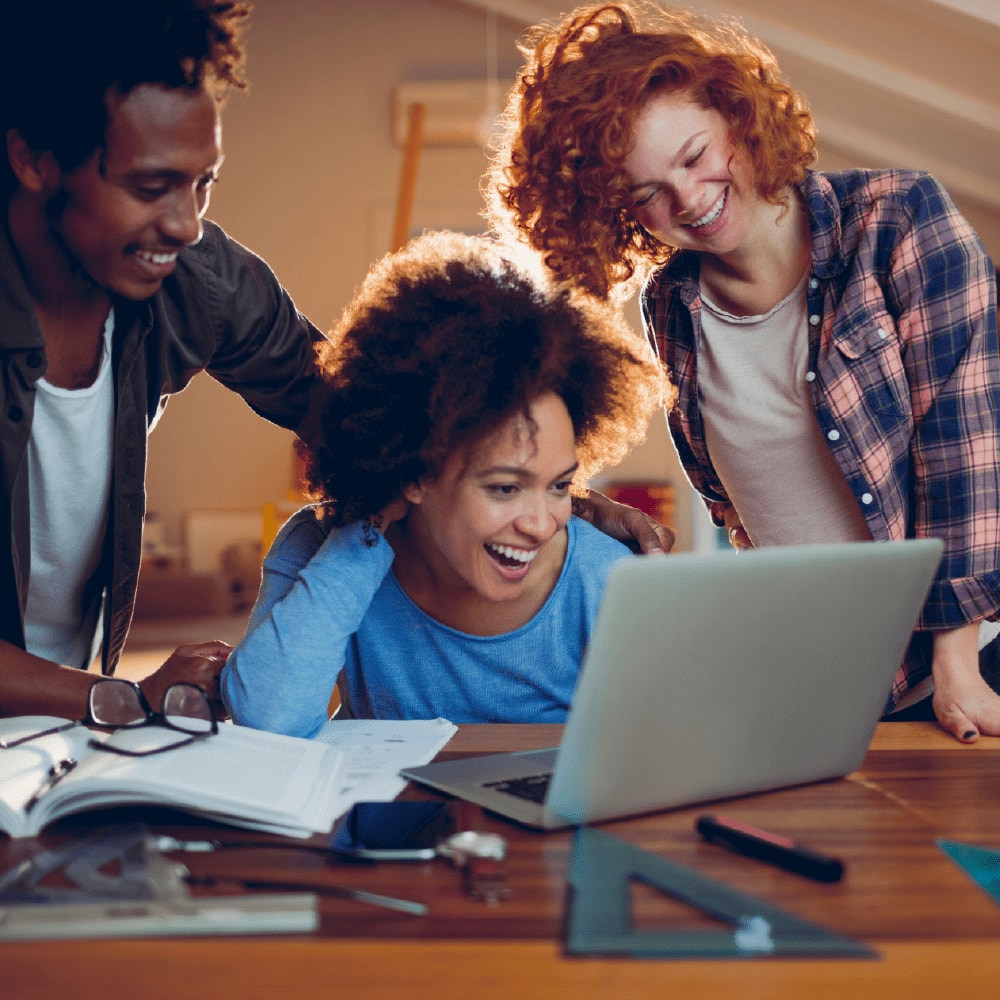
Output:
[1, 0, 250, 192]
[485, 1, 816, 299]
[304, 230, 669, 527]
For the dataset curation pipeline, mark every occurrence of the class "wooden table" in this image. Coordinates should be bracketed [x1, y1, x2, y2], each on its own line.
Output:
[3, 722, 999, 999]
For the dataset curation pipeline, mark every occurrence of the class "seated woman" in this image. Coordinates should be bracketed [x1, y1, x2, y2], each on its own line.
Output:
[221, 231, 667, 735]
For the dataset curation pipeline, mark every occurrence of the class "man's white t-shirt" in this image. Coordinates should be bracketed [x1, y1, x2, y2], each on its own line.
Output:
[24, 308, 115, 668]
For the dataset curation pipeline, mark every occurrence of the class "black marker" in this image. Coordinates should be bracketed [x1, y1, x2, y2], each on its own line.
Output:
[696, 814, 845, 883]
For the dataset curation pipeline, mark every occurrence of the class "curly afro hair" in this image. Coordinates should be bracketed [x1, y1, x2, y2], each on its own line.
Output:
[304, 230, 669, 526]
[484, 1, 816, 299]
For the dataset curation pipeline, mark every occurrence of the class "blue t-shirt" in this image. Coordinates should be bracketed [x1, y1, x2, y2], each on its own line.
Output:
[221, 510, 631, 736]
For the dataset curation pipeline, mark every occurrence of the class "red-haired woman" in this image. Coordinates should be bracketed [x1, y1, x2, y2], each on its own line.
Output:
[487, 2, 1000, 741]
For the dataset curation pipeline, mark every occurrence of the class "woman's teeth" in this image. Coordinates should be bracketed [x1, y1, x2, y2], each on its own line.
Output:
[689, 191, 726, 229]
[487, 543, 538, 565]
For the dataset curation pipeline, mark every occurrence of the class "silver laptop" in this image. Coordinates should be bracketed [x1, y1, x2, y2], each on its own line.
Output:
[401, 539, 943, 829]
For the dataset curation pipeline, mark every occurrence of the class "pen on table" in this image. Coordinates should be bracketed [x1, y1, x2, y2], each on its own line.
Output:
[696, 813, 845, 883]
[24, 758, 78, 813]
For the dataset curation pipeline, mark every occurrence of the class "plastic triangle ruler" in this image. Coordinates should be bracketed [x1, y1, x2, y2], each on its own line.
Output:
[565, 826, 875, 959]
[937, 839, 1000, 905]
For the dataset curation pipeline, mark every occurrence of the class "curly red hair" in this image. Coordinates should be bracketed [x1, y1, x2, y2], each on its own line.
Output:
[485, 1, 816, 299]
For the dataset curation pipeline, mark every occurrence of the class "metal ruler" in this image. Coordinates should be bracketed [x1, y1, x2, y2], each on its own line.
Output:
[0, 823, 317, 940]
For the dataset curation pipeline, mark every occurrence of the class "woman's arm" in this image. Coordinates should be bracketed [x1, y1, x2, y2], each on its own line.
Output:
[931, 623, 1000, 742]
[890, 176, 1000, 739]
[221, 512, 394, 737]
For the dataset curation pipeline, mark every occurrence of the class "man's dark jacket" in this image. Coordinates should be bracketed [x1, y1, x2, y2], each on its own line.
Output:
[0, 219, 325, 672]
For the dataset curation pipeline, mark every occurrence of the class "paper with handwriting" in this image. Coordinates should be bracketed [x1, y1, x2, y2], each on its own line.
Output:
[314, 718, 457, 817]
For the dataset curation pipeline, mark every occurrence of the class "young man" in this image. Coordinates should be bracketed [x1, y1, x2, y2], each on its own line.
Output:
[0, 1, 325, 720]
[1, 0, 671, 725]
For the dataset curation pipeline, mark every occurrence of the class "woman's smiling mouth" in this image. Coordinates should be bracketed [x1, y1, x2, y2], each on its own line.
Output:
[485, 542, 539, 583]
[486, 543, 539, 568]
[687, 189, 726, 229]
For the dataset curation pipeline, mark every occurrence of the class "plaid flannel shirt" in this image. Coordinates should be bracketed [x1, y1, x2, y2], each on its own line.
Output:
[642, 169, 1000, 709]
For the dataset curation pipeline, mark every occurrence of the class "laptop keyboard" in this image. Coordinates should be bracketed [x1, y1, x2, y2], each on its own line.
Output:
[484, 772, 552, 803]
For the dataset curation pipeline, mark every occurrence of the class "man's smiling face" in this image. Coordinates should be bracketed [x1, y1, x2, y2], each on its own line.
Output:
[46, 82, 224, 300]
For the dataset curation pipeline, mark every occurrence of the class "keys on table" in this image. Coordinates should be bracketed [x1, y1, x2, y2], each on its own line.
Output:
[437, 830, 511, 905]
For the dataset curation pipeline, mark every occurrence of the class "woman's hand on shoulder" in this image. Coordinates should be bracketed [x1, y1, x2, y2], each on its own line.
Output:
[370, 496, 411, 535]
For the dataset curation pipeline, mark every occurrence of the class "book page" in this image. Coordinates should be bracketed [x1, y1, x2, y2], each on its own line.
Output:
[0, 718, 94, 838]
[14, 722, 346, 839]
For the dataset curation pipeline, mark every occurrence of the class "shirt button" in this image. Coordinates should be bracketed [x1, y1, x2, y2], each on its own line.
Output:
[806, 371, 816, 382]
[8, 406, 24, 422]
[861, 492, 874, 505]
[877, 328, 888, 340]
[809, 277, 819, 290]
[809, 314, 820, 326]
[827, 429, 841, 442]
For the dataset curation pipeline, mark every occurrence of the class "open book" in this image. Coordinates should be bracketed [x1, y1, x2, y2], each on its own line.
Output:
[0, 716, 347, 839]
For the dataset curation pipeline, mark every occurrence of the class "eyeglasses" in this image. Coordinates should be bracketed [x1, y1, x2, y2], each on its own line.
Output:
[1, 679, 217, 757]
[88, 679, 218, 757]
